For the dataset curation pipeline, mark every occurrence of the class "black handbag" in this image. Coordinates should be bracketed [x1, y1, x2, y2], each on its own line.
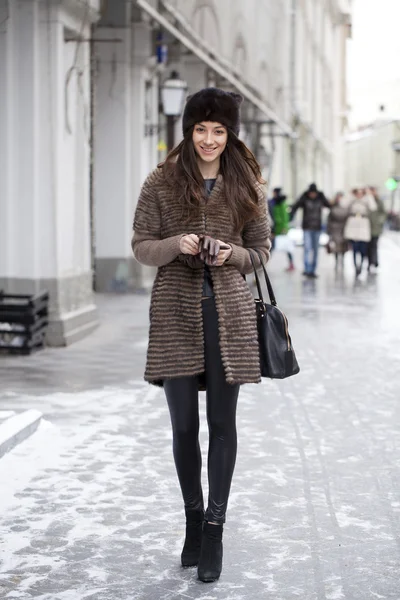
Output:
[249, 249, 300, 379]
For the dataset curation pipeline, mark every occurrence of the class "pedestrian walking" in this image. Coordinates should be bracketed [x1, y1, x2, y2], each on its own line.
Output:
[344, 187, 376, 277]
[366, 186, 386, 271]
[326, 192, 349, 270]
[132, 88, 271, 583]
[268, 187, 295, 271]
[290, 182, 331, 278]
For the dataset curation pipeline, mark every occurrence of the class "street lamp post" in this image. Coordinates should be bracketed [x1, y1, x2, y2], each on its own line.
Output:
[161, 71, 188, 152]
[166, 116, 175, 155]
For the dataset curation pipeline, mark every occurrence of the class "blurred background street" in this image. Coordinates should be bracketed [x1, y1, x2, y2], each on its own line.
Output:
[1, 0, 400, 598]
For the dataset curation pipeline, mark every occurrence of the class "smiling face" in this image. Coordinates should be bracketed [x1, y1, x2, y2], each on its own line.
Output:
[192, 121, 228, 166]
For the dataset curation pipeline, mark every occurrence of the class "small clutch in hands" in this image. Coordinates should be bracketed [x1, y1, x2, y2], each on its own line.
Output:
[198, 235, 221, 266]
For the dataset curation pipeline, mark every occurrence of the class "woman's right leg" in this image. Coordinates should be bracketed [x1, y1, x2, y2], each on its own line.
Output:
[197, 298, 239, 583]
[164, 377, 204, 512]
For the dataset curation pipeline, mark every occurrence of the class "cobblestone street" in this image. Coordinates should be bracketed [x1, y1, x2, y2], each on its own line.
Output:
[1, 236, 400, 600]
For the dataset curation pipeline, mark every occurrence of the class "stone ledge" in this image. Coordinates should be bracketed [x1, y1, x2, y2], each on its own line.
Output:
[47, 303, 99, 346]
[0, 410, 43, 458]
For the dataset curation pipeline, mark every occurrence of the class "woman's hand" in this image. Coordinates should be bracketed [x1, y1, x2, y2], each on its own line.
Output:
[180, 234, 232, 266]
[180, 234, 200, 255]
[198, 235, 232, 266]
[214, 241, 232, 266]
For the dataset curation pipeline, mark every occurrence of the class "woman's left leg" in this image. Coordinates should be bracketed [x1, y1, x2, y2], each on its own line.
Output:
[360, 241, 368, 269]
[202, 298, 240, 525]
[198, 298, 240, 582]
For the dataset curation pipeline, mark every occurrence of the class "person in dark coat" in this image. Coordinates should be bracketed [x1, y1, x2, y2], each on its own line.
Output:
[290, 183, 330, 278]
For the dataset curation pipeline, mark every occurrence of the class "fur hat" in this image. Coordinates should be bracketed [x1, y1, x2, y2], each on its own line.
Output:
[182, 88, 243, 136]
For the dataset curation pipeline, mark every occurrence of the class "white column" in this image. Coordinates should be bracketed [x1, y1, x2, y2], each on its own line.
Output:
[39, 1, 98, 344]
[94, 27, 133, 291]
[0, 1, 41, 281]
[94, 20, 157, 291]
[0, 0, 14, 279]
[130, 22, 159, 290]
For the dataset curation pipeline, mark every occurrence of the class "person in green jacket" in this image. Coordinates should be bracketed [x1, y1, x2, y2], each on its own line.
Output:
[268, 188, 295, 271]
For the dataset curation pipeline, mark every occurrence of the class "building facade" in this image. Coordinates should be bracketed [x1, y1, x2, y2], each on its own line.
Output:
[0, 0, 352, 345]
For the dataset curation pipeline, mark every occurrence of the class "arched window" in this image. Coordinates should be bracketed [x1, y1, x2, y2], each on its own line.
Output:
[191, 1, 221, 53]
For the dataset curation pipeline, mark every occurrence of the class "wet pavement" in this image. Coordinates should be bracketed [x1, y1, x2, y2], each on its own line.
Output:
[1, 235, 400, 600]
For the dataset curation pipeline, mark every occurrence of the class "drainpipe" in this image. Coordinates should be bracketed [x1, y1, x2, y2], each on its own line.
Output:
[89, 26, 97, 291]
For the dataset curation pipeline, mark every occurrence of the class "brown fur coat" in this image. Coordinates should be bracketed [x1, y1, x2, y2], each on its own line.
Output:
[132, 168, 271, 387]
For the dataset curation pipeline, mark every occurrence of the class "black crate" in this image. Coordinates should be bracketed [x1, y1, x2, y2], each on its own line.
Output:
[0, 290, 49, 355]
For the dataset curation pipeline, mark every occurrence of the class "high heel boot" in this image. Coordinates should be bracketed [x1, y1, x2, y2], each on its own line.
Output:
[181, 509, 204, 567]
[197, 522, 223, 582]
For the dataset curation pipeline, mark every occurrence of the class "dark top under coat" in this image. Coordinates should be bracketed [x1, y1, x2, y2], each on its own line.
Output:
[203, 179, 217, 297]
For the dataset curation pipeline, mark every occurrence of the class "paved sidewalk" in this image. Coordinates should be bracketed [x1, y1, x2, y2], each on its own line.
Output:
[1, 236, 400, 599]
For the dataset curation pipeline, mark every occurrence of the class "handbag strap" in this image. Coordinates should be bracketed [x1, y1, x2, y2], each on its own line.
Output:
[248, 249, 278, 307]
[248, 251, 265, 303]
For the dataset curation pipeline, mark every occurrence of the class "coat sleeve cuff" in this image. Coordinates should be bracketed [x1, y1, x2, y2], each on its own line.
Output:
[226, 243, 253, 274]
[227, 242, 271, 275]
[132, 233, 184, 267]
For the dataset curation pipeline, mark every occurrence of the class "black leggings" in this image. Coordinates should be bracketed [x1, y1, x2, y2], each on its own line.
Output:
[164, 297, 240, 524]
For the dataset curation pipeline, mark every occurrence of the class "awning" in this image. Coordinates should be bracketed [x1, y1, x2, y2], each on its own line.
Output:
[136, 0, 294, 138]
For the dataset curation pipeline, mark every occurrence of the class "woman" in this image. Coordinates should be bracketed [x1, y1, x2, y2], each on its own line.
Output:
[132, 88, 270, 583]
[327, 191, 349, 270]
[344, 187, 376, 277]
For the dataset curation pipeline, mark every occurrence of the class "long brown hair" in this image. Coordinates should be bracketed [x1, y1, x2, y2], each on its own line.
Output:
[159, 127, 265, 230]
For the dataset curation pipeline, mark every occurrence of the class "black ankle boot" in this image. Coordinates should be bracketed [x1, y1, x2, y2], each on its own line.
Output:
[181, 509, 204, 567]
[197, 522, 223, 582]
